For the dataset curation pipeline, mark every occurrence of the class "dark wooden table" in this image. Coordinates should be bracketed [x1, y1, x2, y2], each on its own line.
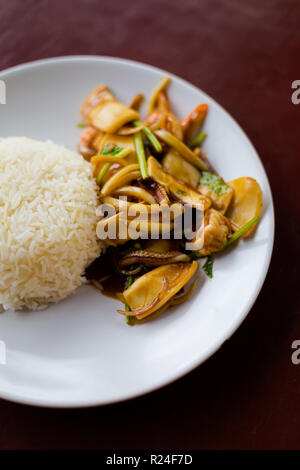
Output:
[0, 0, 299, 450]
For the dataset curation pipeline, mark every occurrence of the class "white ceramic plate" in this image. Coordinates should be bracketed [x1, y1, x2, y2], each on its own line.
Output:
[0, 56, 274, 407]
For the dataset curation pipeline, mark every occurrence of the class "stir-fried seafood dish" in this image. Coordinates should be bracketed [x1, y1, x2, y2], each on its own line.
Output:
[78, 77, 263, 324]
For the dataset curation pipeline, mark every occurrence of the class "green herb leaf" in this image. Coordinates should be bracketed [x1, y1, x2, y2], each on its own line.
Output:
[101, 145, 123, 156]
[199, 171, 228, 196]
[176, 189, 187, 195]
[202, 255, 213, 278]
[77, 122, 88, 128]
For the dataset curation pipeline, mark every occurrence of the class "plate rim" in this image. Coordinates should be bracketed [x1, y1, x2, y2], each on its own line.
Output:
[0, 55, 275, 408]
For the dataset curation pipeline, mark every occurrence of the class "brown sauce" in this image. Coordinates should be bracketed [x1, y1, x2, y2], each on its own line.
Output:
[85, 249, 127, 301]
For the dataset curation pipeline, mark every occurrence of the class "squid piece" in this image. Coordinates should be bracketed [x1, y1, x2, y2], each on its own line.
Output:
[81, 85, 140, 134]
[120, 261, 198, 319]
[226, 177, 262, 237]
[113, 186, 157, 204]
[96, 213, 129, 246]
[191, 209, 231, 255]
[116, 123, 145, 135]
[96, 212, 174, 245]
[89, 101, 140, 134]
[100, 164, 140, 196]
[119, 249, 190, 267]
[99, 199, 183, 222]
[153, 183, 170, 205]
[80, 85, 115, 120]
[162, 150, 200, 188]
[147, 157, 211, 210]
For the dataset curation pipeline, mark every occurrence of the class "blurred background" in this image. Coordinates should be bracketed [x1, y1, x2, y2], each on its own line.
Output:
[0, 0, 299, 450]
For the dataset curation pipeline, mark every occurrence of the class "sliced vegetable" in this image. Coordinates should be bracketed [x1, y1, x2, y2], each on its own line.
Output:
[119, 261, 198, 319]
[162, 150, 200, 188]
[100, 164, 140, 195]
[148, 76, 171, 114]
[113, 186, 156, 204]
[125, 275, 134, 324]
[157, 91, 171, 113]
[188, 132, 207, 148]
[130, 93, 144, 111]
[154, 129, 207, 170]
[96, 163, 110, 185]
[223, 216, 259, 248]
[133, 120, 162, 153]
[95, 146, 132, 185]
[147, 157, 211, 210]
[134, 132, 148, 179]
[226, 177, 262, 237]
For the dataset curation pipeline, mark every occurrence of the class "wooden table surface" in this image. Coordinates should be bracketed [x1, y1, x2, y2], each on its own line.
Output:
[0, 0, 299, 450]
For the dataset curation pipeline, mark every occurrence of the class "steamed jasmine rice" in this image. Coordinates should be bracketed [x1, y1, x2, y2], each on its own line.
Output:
[0, 137, 102, 310]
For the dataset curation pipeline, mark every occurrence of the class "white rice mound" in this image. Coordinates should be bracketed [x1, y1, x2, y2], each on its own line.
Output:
[0, 137, 102, 311]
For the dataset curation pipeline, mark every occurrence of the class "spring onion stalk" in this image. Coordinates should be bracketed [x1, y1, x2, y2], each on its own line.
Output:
[77, 122, 87, 128]
[223, 216, 259, 249]
[188, 132, 207, 148]
[133, 120, 162, 153]
[96, 163, 110, 185]
[96, 147, 132, 186]
[125, 275, 134, 325]
[134, 132, 149, 179]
